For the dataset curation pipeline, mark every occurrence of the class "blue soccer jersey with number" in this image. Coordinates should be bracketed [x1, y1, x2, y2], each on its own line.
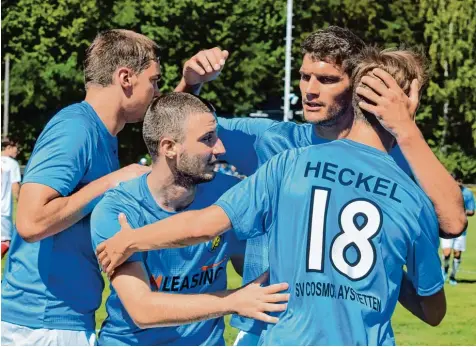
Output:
[215, 139, 443, 345]
[217, 118, 415, 335]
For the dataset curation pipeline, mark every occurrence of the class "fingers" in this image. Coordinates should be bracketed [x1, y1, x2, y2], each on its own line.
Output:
[96, 243, 105, 255]
[118, 213, 131, 229]
[186, 60, 206, 76]
[262, 303, 288, 313]
[264, 282, 289, 294]
[371, 68, 399, 90]
[358, 101, 380, 117]
[360, 75, 389, 97]
[254, 312, 279, 324]
[101, 258, 111, 272]
[356, 86, 381, 105]
[265, 293, 290, 303]
[106, 261, 116, 276]
[408, 79, 420, 116]
[221, 50, 229, 63]
[254, 271, 269, 285]
[193, 48, 227, 73]
[97, 248, 108, 263]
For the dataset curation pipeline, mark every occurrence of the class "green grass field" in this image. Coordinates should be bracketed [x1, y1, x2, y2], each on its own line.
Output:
[3, 208, 476, 345]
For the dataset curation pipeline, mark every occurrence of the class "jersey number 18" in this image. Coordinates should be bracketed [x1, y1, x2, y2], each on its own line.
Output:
[306, 187, 382, 281]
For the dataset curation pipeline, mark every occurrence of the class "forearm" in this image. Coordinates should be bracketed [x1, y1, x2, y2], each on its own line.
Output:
[128, 207, 231, 252]
[12, 183, 20, 203]
[397, 126, 466, 236]
[398, 272, 427, 323]
[132, 290, 234, 329]
[398, 271, 445, 326]
[174, 77, 202, 95]
[18, 176, 112, 242]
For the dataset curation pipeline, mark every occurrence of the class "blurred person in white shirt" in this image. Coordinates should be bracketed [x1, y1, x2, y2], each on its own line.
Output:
[1, 138, 21, 258]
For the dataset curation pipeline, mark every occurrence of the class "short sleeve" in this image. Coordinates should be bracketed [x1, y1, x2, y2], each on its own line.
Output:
[22, 118, 92, 196]
[406, 205, 444, 296]
[464, 189, 475, 211]
[217, 117, 276, 176]
[227, 229, 246, 256]
[90, 192, 143, 264]
[214, 150, 291, 241]
[10, 160, 21, 184]
[389, 145, 412, 177]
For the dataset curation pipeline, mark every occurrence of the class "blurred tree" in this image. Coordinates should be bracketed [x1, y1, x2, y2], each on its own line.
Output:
[1, 0, 475, 179]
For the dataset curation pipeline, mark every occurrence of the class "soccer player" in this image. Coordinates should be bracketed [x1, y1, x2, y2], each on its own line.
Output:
[1, 29, 229, 346]
[1, 138, 21, 259]
[97, 47, 447, 345]
[212, 27, 465, 344]
[90, 92, 289, 345]
[441, 178, 475, 285]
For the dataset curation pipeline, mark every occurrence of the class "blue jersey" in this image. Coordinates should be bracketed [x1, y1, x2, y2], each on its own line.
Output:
[218, 118, 414, 333]
[1, 102, 118, 331]
[215, 140, 443, 345]
[462, 186, 475, 235]
[90, 173, 245, 346]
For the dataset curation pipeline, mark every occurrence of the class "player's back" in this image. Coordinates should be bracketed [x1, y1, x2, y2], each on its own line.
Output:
[263, 139, 439, 345]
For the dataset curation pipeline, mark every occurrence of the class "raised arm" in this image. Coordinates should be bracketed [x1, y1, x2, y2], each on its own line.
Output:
[174, 47, 229, 95]
[357, 68, 466, 237]
[112, 262, 288, 329]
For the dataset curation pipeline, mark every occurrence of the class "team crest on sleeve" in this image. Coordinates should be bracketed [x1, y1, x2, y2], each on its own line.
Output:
[208, 235, 222, 253]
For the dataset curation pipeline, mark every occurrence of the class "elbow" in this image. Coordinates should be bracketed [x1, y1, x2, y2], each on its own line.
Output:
[190, 224, 216, 243]
[132, 314, 153, 330]
[440, 213, 467, 238]
[16, 219, 46, 243]
[426, 310, 446, 327]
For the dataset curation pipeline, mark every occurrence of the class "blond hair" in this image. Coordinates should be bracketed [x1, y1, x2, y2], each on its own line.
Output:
[352, 47, 429, 124]
[84, 29, 160, 88]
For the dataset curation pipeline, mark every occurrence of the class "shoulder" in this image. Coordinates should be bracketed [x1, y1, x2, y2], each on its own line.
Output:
[43, 103, 98, 138]
[217, 117, 276, 135]
[198, 173, 242, 200]
[2, 156, 19, 168]
[94, 177, 143, 216]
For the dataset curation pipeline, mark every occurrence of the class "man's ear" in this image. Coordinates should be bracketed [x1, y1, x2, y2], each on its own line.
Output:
[159, 137, 177, 159]
[116, 67, 134, 89]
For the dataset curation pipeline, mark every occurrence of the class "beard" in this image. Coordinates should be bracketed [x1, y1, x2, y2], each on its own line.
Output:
[174, 152, 216, 188]
[306, 89, 353, 128]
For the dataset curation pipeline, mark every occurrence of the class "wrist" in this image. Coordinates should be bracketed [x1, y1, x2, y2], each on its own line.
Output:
[175, 77, 202, 95]
[394, 123, 423, 148]
[222, 288, 239, 315]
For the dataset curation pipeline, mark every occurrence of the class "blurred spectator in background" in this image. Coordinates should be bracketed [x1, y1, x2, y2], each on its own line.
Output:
[441, 177, 475, 285]
[215, 160, 245, 179]
[1, 138, 21, 259]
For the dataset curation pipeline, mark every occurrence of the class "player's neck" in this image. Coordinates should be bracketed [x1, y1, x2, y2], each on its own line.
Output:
[146, 162, 197, 212]
[345, 120, 394, 153]
[84, 86, 127, 136]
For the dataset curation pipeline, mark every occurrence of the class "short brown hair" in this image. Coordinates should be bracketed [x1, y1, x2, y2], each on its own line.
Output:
[1, 137, 18, 149]
[84, 29, 160, 88]
[352, 46, 429, 124]
[301, 26, 366, 76]
[143, 93, 215, 162]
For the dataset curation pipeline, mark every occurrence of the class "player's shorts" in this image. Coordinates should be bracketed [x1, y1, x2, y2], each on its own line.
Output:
[1, 321, 96, 346]
[1, 216, 13, 241]
[233, 330, 260, 346]
[440, 235, 466, 252]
